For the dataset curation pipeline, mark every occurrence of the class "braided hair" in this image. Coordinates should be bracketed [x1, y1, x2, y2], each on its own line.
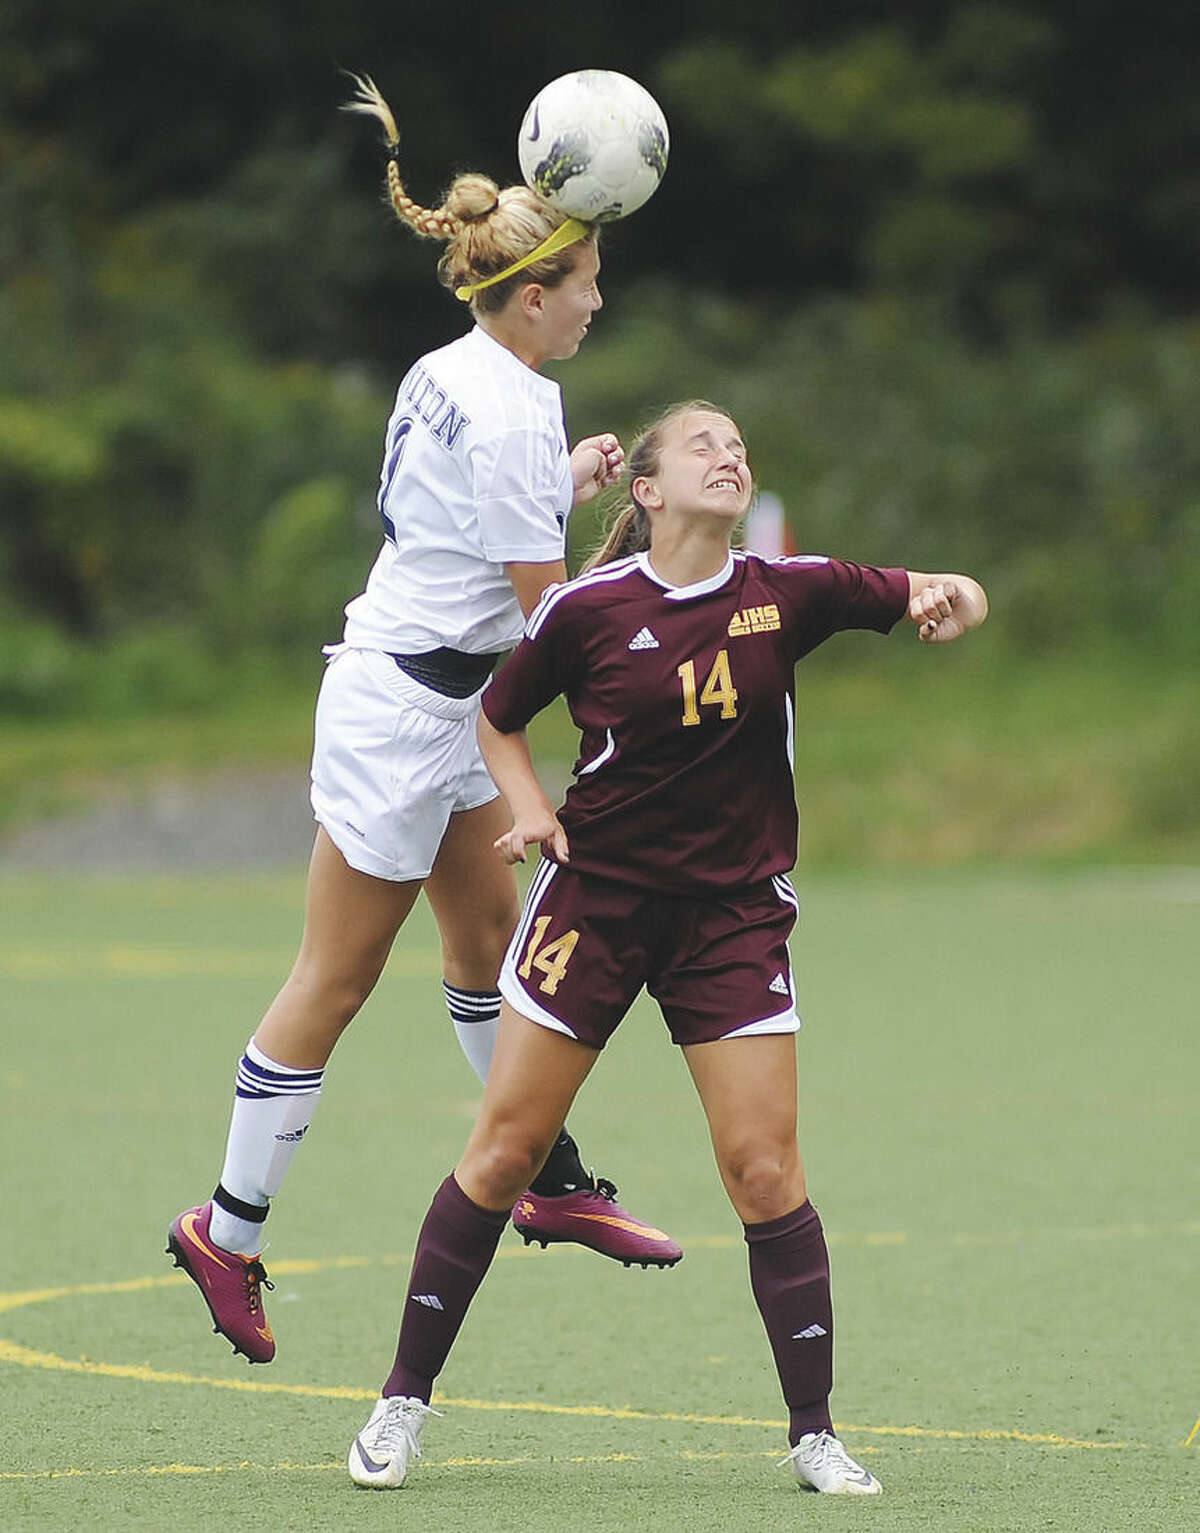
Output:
[342, 73, 595, 313]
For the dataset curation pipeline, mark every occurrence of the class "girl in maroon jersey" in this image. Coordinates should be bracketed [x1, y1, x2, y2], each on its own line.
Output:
[347, 401, 988, 1495]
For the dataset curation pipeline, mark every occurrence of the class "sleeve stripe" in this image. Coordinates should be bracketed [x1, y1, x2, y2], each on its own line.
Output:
[525, 556, 640, 639]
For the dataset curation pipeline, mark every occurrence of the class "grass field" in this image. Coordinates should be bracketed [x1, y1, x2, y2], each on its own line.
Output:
[1, 868, 1198, 1530]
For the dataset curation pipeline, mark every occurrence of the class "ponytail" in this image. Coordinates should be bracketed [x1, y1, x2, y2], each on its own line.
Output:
[582, 399, 733, 572]
[580, 502, 651, 573]
[342, 72, 595, 312]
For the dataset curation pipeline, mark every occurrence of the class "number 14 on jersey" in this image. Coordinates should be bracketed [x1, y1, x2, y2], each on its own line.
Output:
[677, 649, 738, 726]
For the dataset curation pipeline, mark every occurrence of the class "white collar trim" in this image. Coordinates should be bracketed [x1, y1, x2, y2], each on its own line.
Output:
[635, 550, 736, 600]
[469, 324, 560, 399]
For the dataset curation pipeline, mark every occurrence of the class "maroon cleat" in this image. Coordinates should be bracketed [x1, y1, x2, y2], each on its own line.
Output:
[512, 1177, 683, 1268]
[166, 1202, 276, 1363]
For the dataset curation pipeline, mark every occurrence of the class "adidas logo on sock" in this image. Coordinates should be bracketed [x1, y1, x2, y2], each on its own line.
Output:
[792, 1323, 828, 1340]
[411, 1294, 444, 1311]
[628, 627, 660, 650]
[768, 972, 789, 995]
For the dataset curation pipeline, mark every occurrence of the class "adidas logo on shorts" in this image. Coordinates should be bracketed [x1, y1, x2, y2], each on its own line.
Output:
[768, 972, 789, 995]
[627, 627, 660, 650]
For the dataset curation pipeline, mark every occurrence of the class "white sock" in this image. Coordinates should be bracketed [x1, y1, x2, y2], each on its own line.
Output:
[209, 1038, 324, 1255]
[443, 982, 501, 1085]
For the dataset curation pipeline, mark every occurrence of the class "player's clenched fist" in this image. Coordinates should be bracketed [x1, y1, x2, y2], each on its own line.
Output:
[907, 575, 989, 643]
[570, 434, 625, 504]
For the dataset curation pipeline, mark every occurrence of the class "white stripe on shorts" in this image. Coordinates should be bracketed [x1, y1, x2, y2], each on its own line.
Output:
[498, 860, 580, 1039]
[505, 857, 559, 973]
[720, 873, 800, 1037]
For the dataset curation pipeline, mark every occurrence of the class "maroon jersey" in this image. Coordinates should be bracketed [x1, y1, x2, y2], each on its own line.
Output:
[482, 551, 909, 891]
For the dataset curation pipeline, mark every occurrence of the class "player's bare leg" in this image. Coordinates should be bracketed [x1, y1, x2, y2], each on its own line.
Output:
[684, 1034, 880, 1494]
[350, 1006, 596, 1486]
[425, 797, 520, 995]
[684, 1033, 805, 1223]
[428, 801, 596, 1196]
[425, 796, 519, 1082]
[169, 829, 421, 1360]
[257, 826, 423, 1068]
[429, 807, 681, 1266]
[456, 1003, 600, 1207]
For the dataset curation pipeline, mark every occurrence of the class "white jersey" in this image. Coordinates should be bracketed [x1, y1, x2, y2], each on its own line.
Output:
[341, 325, 573, 656]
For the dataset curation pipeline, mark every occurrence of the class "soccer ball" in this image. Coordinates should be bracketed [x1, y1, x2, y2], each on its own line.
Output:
[518, 70, 669, 223]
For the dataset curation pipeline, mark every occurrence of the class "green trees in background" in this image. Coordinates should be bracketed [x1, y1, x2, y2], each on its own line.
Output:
[563, 290, 1200, 661]
[0, 202, 382, 709]
[2, 1, 1198, 714]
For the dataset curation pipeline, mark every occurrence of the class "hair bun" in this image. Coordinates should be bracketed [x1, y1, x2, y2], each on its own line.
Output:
[445, 173, 501, 224]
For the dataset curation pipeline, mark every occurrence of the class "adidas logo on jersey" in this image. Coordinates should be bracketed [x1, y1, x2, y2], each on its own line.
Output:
[728, 603, 781, 637]
[628, 627, 660, 650]
[768, 972, 790, 995]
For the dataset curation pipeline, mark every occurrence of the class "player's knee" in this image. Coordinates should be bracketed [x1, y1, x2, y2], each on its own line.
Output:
[720, 1141, 804, 1221]
[465, 1129, 552, 1206]
[285, 960, 379, 1029]
[440, 908, 519, 989]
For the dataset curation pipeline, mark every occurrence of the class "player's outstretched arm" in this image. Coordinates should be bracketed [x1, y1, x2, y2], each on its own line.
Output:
[905, 571, 989, 644]
[477, 713, 570, 865]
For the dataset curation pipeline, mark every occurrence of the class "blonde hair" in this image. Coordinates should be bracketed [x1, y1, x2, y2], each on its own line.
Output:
[583, 400, 737, 572]
[343, 73, 595, 313]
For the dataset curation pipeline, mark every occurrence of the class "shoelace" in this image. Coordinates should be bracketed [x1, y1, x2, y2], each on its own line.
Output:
[590, 1176, 619, 1202]
[371, 1400, 442, 1459]
[778, 1432, 866, 1478]
[243, 1259, 274, 1315]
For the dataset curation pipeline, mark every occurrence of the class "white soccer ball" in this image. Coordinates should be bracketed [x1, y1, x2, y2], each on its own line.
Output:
[518, 70, 669, 223]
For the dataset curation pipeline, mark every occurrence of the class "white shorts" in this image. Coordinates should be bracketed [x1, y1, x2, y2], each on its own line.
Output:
[310, 646, 499, 882]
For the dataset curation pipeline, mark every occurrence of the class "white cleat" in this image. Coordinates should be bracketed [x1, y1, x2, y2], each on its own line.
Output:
[348, 1395, 439, 1488]
[780, 1430, 882, 1495]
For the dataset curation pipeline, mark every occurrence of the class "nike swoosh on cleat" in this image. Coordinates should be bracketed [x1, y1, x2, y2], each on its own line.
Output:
[562, 1212, 675, 1241]
[180, 1211, 232, 1270]
[353, 1438, 390, 1475]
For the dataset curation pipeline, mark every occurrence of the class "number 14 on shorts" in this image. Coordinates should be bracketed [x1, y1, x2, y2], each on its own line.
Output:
[517, 917, 580, 995]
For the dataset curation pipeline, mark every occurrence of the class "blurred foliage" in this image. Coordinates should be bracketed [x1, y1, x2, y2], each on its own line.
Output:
[562, 286, 1200, 661]
[2, 0, 1199, 718]
[0, 200, 382, 662]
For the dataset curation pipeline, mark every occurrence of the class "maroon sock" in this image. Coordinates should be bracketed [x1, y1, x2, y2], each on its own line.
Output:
[744, 1200, 835, 1444]
[382, 1174, 510, 1402]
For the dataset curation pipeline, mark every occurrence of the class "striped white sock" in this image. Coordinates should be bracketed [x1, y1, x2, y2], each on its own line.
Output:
[443, 983, 501, 1084]
[209, 1038, 324, 1255]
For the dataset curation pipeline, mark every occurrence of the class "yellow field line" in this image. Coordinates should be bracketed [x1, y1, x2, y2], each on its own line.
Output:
[1185, 1415, 1200, 1449]
[0, 1264, 374, 1317]
[437, 1395, 1126, 1449]
[0, 1259, 1183, 1453]
[0, 1339, 373, 1400]
[0, 1338, 1128, 1453]
[0, 1449, 806, 1482]
[0, 1250, 555, 1317]
[5, 1216, 1197, 1322]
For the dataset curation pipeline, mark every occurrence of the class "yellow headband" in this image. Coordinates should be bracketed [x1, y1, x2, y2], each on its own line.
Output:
[454, 217, 590, 302]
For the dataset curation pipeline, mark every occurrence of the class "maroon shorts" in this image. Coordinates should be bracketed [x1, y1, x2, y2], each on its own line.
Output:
[499, 861, 800, 1049]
